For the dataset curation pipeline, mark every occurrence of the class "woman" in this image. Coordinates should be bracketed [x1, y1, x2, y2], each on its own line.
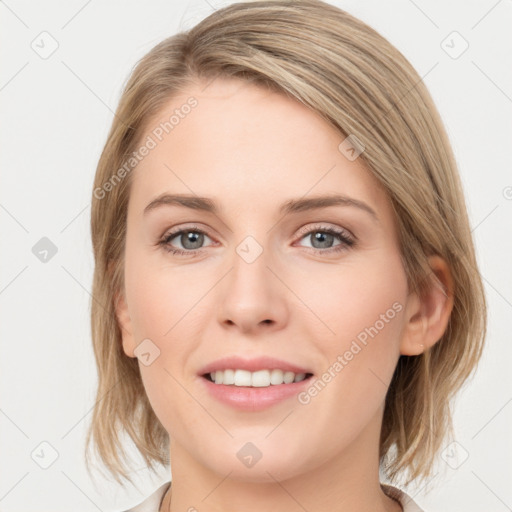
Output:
[86, 1, 487, 511]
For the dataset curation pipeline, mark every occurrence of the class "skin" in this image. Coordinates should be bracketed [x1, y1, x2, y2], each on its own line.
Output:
[115, 76, 454, 512]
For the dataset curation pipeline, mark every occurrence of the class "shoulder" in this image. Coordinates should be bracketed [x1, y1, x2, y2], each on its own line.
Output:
[122, 481, 171, 512]
[381, 483, 427, 512]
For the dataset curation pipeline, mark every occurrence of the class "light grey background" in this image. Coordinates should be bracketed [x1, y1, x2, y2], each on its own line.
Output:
[1, 0, 511, 510]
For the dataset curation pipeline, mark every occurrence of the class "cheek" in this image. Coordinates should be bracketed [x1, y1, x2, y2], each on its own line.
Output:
[342, 278, 405, 381]
[299, 253, 407, 348]
[123, 250, 204, 413]
[124, 248, 184, 340]
[298, 252, 407, 411]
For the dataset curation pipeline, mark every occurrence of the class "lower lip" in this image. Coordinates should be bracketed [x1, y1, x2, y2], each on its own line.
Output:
[199, 375, 313, 411]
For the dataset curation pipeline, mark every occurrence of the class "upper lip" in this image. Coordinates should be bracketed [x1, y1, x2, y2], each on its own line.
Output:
[198, 356, 313, 375]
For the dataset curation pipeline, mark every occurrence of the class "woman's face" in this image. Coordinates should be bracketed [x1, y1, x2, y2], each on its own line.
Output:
[116, 76, 414, 482]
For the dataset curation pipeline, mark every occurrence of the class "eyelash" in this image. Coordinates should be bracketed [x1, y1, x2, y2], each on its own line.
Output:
[158, 223, 356, 258]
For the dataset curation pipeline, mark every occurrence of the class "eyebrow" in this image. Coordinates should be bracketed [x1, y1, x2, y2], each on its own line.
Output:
[143, 193, 378, 221]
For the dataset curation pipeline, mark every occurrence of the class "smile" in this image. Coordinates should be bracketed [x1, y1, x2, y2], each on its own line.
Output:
[204, 369, 313, 387]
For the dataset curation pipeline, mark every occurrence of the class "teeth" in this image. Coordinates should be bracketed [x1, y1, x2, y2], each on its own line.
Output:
[222, 369, 235, 385]
[234, 369, 252, 386]
[208, 369, 309, 387]
[251, 369, 270, 387]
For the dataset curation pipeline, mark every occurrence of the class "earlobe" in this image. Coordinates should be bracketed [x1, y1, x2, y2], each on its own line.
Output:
[114, 288, 137, 358]
[400, 255, 454, 356]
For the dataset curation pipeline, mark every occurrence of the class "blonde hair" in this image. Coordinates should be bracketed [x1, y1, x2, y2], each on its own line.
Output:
[86, 0, 487, 490]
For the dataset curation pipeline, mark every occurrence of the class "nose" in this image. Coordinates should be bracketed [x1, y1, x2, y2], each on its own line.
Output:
[217, 240, 288, 335]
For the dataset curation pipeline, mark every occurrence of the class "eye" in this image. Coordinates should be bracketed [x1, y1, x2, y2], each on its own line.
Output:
[158, 223, 356, 257]
[295, 224, 355, 254]
[158, 225, 214, 257]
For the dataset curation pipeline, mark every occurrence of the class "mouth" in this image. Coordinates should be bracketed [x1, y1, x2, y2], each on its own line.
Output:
[202, 369, 315, 387]
[197, 356, 315, 410]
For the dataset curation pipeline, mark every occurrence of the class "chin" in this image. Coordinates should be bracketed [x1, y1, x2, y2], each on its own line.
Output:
[197, 437, 312, 483]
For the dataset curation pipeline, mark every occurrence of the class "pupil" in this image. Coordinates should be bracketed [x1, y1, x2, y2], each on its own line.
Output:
[183, 231, 203, 249]
[313, 232, 333, 249]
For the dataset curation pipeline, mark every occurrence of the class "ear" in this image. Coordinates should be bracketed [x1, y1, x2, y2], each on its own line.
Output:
[114, 286, 137, 359]
[400, 255, 454, 356]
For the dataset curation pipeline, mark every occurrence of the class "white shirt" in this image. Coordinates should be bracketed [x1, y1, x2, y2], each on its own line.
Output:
[122, 481, 426, 511]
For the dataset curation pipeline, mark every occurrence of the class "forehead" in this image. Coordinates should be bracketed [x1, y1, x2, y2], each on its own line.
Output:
[130, 76, 388, 217]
